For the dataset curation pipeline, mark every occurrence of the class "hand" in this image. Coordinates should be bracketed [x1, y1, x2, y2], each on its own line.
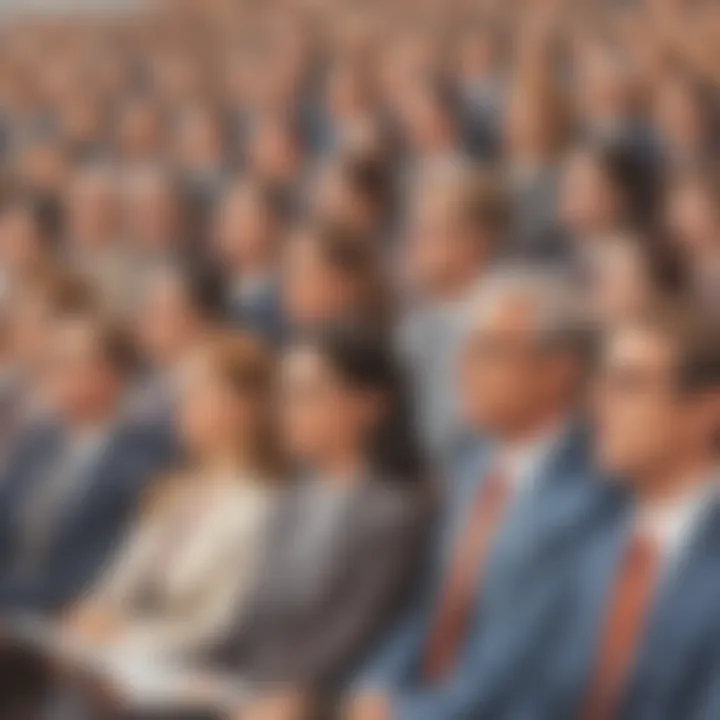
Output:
[344, 692, 392, 720]
[240, 688, 313, 720]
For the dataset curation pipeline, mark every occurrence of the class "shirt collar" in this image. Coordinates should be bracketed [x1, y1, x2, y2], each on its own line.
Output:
[492, 419, 570, 493]
[636, 470, 720, 558]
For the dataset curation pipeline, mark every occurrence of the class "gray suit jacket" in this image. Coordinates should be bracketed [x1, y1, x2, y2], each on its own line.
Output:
[217, 476, 434, 690]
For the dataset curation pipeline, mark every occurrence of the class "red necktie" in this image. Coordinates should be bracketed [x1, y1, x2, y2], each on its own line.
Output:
[581, 531, 660, 720]
[422, 471, 511, 682]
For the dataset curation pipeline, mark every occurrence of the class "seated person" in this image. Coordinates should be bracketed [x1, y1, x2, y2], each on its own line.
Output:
[223, 330, 434, 720]
[66, 331, 279, 668]
[345, 268, 618, 720]
[527, 305, 720, 720]
[0, 311, 175, 614]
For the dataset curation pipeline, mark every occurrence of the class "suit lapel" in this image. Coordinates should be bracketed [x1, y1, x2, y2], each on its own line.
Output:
[621, 500, 720, 718]
[43, 425, 121, 554]
[483, 425, 596, 605]
[8, 426, 63, 535]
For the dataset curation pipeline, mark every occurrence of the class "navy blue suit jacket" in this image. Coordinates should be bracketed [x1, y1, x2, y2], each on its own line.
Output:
[535, 489, 720, 720]
[357, 425, 621, 720]
[0, 418, 175, 613]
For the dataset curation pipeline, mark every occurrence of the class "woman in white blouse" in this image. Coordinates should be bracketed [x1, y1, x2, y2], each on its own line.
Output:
[64, 331, 279, 671]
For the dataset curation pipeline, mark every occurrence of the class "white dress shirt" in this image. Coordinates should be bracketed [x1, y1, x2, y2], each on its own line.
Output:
[492, 420, 569, 497]
[634, 475, 719, 568]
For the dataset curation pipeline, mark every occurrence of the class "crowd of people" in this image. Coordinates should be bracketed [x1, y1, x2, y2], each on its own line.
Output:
[0, 0, 717, 718]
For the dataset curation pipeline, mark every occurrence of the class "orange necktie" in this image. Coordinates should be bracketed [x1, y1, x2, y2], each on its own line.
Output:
[581, 531, 660, 720]
[422, 471, 511, 682]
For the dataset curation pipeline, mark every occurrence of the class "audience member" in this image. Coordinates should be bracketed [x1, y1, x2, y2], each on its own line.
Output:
[64, 332, 280, 713]
[0, 1, 712, 717]
[347, 269, 612, 720]
[225, 330, 433, 720]
[535, 305, 720, 720]
[0, 312, 173, 613]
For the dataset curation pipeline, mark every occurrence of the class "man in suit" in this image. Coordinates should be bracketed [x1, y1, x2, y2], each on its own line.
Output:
[346, 267, 617, 720]
[532, 303, 720, 720]
[0, 311, 175, 613]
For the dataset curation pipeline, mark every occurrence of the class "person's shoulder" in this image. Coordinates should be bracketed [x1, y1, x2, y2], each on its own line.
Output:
[2, 418, 59, 472]
[104, 417, 178, 482]
[113, 415, 175, 455]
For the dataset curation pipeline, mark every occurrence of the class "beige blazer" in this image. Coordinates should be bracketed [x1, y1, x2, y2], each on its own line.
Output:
[92, 474, 275, 661]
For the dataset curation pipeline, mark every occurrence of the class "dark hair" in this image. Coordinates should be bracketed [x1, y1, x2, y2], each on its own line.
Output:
[338, 153, 392, 215]
[300, 329, 427, 485]
[0, 190, 61, 251]
[582, 135, 661, 232]
[163, 261, 224, 322]
[97, 319, 140, 378]
[624, 230, 690, 299]
[303, 222, 391, 334]
[67, 311, 139, 378]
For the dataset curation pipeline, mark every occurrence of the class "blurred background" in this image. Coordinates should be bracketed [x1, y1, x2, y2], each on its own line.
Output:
[0, 0, 715, 718]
